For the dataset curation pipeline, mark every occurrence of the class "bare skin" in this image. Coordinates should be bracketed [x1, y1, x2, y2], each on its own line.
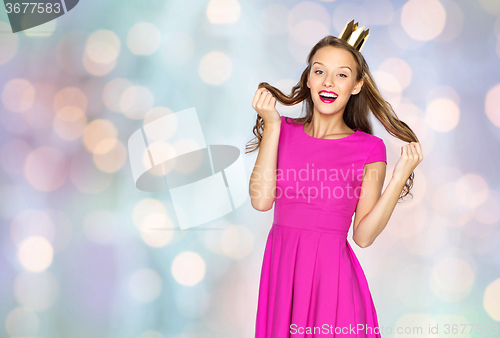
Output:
[249, 46, 423, 248]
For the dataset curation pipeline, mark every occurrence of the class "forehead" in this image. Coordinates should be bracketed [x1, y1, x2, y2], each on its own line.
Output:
[312, 47, 356, 67]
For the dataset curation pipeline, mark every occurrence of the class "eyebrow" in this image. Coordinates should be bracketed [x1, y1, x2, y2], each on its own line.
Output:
[312, 62, 351, 72]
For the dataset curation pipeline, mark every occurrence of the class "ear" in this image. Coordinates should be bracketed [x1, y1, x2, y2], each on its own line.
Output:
[352, 78, 364, 95]
[306, 74, 310, 89]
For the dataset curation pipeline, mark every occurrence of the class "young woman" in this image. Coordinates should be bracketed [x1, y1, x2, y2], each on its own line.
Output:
[247, 33, 423, 337]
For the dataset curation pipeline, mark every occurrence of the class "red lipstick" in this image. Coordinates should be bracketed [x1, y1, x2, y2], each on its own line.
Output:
[318, 90, 338, 103]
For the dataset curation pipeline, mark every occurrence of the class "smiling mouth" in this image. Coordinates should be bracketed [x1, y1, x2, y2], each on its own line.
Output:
[318, 92, 338, 102]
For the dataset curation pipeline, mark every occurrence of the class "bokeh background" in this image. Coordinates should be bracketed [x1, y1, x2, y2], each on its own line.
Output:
[1, 0, 500, 337]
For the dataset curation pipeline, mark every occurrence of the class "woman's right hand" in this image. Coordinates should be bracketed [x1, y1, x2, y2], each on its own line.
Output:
[252, 88, 281, 127]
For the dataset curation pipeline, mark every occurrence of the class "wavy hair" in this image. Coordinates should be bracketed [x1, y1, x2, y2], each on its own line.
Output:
[245, 35, 419, 201]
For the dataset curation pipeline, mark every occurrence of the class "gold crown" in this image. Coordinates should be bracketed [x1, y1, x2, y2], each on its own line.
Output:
[338, 19, 370, 52]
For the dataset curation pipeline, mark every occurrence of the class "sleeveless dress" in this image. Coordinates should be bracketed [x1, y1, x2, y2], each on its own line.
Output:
[255, 115, 387, 337]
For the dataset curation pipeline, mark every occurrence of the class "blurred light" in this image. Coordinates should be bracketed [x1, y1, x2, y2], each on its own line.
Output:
[143, 107, 175, 133]
[139, 331, 164, 338]
[484, 278, 500, 321]
[175, 285, 210, 318]
[434, 0, 463, 43]
[22, 83, 58, 130]
[160, 30, 195, 66]
[290, 20, 329, 47]
[0, 139, 32, 175]
[93, 139, 127, 173]
[53, 106, 87, 141]
[378, 58, 412, 90]
[133, 199, 168, 230]
[140, 230, 175, 248]
[474, 190, 500, 225]
[83, 210, 119, 244]
[171, 251, 206, 286]
[83, 119, 118, 154]
[288, 2, 329, 46]
[425, 98, 459, 132]
[119, 85, 154, 120]
[11, 210, 54, 248]
[127, 23, 161, 55]
[0, 109, 29, 134]
[139, 213, 175, 247]
[14, 271, 59, 311]
[56, 31, 87, 75]
[1, 79, 35, 113]
[387, 100, 431, 153]
[128, 268, 162, 302]
[477, 0, 500, 15]
[432, 181, 460, 213]
[332, 0, 394, 31]
[102, 78, 133, 112]
[5, 307, 39, 337]
[403, 215, 447, 257]
[0, 21, 18, 65]
[259, 4, 289, 35]
[85, 29, 121, 64]
[485, 83, 500, 127]
[18, 236, 54, 272]
[372, 70, 402, 107]
[23, 18, 57, 37]
[10, 209, 73, 253]
[24, 147, 67, 192]
[53, 87, 88, 112]
[401, 0, 446, 41]
[69, 150, 113, 194]
[82, 52, 116, 76]
[393, 314, 436, 337]
[386, 204, 427, 239]
[430, 257, 475, 302]
[464, 190, 500, 238]
[140, 212, 173, 231]
[455, 173, 489, 208]
[172, 139, 204, 174]
[395, 264, 435, 309]
[198, 51, 232, 85]
[497, 34, 500, 60]
[82, 29, 120, 76]
[221, 225, 254, 259]
[207, 0, 241, 24]
[146, 141, 176, 176]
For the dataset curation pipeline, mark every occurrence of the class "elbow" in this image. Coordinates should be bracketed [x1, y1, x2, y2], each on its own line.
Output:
[251, 199, 274, 212]
[353, 236, 373, 249]
[356, 241, 372, 249]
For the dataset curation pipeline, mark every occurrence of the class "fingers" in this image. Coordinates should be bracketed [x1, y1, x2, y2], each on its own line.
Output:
[252, 88, 267, 109]
[265, 91, 275, 107]
[256, 89, 273, 109]
[402, 142, 423, 161]
[252, 88, 269, 108]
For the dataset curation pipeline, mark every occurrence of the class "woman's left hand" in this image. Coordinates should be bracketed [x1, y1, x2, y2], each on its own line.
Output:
[392, 142, 423, 181]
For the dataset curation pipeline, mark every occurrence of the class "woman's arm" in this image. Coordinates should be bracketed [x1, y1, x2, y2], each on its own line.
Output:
[352, 142, 423, 248]
[249, 88, 281, 212]
[249, 122, 281, 211]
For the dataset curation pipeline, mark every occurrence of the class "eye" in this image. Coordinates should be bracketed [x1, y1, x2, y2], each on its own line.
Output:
[339, 74, 347, 78]
[315, 70, 323, 75]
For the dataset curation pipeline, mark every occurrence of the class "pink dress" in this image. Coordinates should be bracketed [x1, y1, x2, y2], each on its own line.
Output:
[255, 115, 386, 337]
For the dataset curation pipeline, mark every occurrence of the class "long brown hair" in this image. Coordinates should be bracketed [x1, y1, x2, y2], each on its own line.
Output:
[245, 35, 419, 201]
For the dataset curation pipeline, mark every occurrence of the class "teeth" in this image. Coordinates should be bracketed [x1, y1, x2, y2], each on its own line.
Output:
[320, 92, 337, 99]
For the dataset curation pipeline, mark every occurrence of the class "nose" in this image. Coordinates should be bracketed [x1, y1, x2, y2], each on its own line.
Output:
[323, 74, 335, 88]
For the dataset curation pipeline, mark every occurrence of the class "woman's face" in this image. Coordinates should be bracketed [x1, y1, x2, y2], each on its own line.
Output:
[307, 46, 363, 115]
